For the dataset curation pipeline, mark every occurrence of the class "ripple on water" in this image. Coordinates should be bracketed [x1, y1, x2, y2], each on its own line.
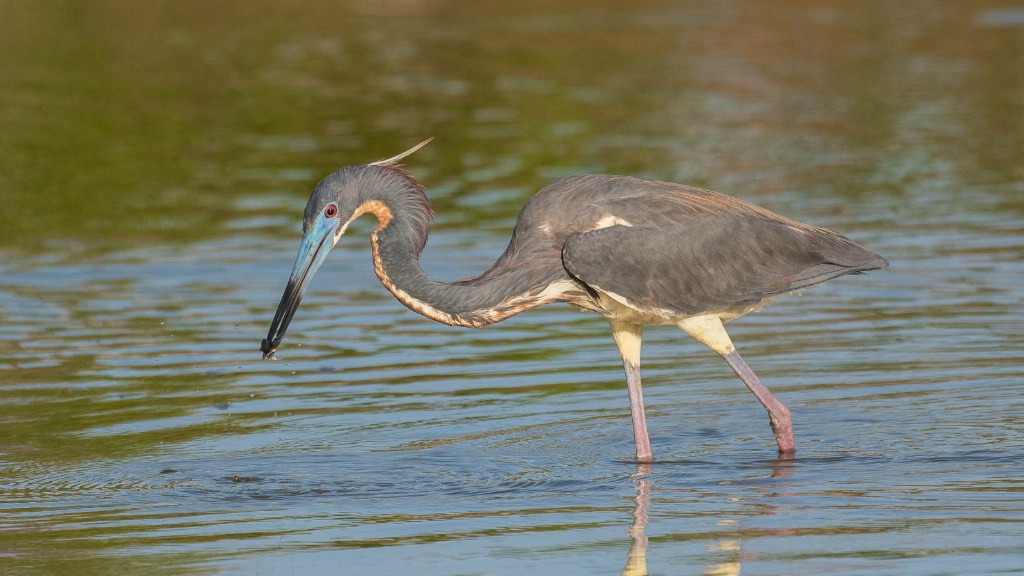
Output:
[3, 2, 1024, 572]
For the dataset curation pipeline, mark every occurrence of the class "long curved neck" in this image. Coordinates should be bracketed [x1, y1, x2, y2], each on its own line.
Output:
[354, 167, 570, 327]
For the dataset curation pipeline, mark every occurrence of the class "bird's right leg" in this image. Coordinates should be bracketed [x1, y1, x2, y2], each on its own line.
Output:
[677, 315, 796, 455]
[611, 321, 653, 463]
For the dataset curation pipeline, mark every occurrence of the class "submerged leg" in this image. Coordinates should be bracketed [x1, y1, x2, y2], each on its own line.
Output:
[677, 315, 796, 455]
[611, 321, 653, 463]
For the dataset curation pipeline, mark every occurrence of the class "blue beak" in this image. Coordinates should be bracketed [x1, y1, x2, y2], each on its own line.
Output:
[261, 217, 340, 359]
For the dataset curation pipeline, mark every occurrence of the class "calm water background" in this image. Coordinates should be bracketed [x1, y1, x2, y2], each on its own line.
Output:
[2, 2, 1023, 574]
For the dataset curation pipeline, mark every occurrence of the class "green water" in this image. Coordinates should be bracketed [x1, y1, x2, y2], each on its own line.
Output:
[2, 2, 1022, 574]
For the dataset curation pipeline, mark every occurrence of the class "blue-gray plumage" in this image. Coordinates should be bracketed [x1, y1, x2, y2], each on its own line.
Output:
[261, 140, 887, 462]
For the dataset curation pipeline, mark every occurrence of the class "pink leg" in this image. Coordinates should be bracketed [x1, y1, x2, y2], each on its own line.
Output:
[721, 350, 796, 455]
[623, 361, 654, 463]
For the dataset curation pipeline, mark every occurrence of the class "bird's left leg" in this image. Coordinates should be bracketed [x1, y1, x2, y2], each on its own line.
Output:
[611, 321, 653, 463]
[677, 315, 796, 455]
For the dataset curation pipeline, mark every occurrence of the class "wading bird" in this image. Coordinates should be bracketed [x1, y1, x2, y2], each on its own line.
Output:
[261, 140, 887, 462]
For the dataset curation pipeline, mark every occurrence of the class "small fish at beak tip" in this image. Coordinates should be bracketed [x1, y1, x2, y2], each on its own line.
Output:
[260, 338, 278, 361]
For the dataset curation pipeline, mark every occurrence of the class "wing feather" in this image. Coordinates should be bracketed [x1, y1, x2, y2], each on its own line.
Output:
[562, 213, 885, 317]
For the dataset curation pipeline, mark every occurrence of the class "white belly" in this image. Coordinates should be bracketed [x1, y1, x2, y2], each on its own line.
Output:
[586, 287, 783, 326]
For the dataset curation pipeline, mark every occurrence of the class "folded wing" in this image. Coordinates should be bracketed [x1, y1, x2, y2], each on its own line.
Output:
[562, 213, 886, 317]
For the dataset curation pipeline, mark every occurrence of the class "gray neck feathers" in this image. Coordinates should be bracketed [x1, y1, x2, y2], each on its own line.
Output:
[356, 166, 564, 327]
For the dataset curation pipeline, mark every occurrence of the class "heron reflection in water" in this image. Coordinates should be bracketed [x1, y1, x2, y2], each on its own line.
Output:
[261, 140, 887, 462]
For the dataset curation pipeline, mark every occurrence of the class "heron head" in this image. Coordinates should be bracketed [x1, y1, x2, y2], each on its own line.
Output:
[260, 139, 432, 359]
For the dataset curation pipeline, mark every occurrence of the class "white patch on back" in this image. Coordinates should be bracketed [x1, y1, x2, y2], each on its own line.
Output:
[590, 214, 634, 230]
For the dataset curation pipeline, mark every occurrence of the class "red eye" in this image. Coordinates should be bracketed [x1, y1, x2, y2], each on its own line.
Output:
[324, 205, 337, 218]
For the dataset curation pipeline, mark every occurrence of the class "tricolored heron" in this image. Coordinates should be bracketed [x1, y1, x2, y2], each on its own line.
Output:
[261, 140, 887, 462]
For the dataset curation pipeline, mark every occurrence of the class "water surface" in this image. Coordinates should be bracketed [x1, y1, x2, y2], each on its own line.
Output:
[2, 2, 1023, 574]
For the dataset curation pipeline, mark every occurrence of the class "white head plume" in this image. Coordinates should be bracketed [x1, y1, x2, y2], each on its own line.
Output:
[370, 138, 434, 166]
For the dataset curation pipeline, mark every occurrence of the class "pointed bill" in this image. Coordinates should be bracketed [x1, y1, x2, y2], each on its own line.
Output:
[261, 217, 341, 359]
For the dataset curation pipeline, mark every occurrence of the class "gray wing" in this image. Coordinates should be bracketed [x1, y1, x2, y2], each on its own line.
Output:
[562, 213, 886, 317]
